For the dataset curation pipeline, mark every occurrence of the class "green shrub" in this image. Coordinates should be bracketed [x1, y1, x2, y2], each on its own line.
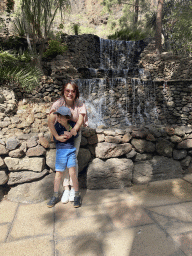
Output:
[43, 39, 68, 59]
[0, 51, 42, 92]
[72, 23, 80, 35]
[108, 27, 150, 41]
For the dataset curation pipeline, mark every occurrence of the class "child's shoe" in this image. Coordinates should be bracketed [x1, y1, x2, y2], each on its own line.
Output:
[74, 195, 81, 208]
[69, 188, 75, 202]
[47, 196, 59, 208]
[61, 190, 70, 204]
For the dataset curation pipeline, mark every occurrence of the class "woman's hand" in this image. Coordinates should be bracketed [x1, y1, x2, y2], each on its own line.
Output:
[55, 134, 68, 142]
[64, 131, 72, 138]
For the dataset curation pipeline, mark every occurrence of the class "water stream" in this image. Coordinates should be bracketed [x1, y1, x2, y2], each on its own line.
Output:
[77, 38, 158, 128]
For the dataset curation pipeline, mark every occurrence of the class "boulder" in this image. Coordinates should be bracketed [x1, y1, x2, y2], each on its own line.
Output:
[4, 156, 45, 172]
[87, 158, 133, 189]
[46, 149, 56, 170]
[156, 139, 174, 157]
[178, 139, 192, 149]
[105, 135, 122, 144]
[38, 136, 50, 148]
[0, 144, 9, 155]
[26, 145, 46, 157]
[173, 149, 187, 160]
[0, 157, 6, 168]
[133, 161, 153, 184]
[6, 137, 21, 150]
[131, 139, 155, 153]
[8, 169, 49, 185]
[126, 148, 137, 159]
[77, 148, 91, 173]
[7, 173, 58, 203]
[9, 148, 25, 158]
[95, 142, 132, 159]
[27, 136, 38, 148]
[150, 156, 183, 180]
[0, 170, 8, 185]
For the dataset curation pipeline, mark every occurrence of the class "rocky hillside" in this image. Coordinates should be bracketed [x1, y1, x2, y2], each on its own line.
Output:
[139, 40, 192, 81]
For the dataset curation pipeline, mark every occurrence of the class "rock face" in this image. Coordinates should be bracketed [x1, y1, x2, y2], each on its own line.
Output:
[87, 158, 133, 189]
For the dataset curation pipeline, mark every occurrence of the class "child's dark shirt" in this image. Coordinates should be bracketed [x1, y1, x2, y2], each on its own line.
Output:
[54, 121, 78, 149]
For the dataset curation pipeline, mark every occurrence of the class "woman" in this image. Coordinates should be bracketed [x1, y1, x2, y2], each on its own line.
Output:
[48, 80, 88, 204]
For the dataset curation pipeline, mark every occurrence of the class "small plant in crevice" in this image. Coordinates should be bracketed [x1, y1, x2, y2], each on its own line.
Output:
[42, 39, 68, 59]
[72, 23, 80, 35]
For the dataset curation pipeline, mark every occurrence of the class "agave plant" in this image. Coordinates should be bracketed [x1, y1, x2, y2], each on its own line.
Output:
[0, 51, 42, 92]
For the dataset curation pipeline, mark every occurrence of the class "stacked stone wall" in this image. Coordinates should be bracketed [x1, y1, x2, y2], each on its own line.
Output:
[1, 34, 192, 201]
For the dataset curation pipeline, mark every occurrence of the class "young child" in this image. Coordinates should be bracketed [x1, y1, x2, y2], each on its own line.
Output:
[47, 106, 81, 208]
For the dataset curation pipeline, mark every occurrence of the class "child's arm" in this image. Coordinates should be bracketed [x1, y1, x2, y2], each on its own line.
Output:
[69, 122, 79, 138]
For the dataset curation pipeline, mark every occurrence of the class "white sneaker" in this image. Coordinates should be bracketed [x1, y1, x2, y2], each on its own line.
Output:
[61, 190, 70, 204]
[69, 188, 75, 202]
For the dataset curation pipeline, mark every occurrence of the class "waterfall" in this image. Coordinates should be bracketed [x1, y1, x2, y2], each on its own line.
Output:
[77, 37, 158, 128]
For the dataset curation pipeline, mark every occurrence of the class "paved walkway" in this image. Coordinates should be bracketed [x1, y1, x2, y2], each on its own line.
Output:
[1, 175, 192, 256]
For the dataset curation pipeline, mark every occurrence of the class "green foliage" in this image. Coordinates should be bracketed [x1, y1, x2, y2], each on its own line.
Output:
[0, 51, 42, 92]
[19, 0, 70, 39]
[13, 17, 26, 37]
[72, 23, 80, 35]
[164, 1, 192, 55]
[43, 39, 68, 59]
[146, 0, 192, 55]
[108, 27, 150, 41]
[6, 0, 15, 13]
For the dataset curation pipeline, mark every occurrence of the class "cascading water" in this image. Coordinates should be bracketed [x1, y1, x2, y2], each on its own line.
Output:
[77, 37, 158, 128]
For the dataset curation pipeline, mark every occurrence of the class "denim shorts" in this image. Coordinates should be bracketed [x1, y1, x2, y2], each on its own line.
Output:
[55, 148, 76, 172]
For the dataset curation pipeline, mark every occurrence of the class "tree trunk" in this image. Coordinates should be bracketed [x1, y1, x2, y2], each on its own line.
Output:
[155, 0, 163, 54]
[134, 0, 139, 24]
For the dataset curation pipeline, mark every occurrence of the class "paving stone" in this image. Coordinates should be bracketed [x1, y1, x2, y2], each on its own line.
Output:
[103, 201, 153, 228]
[149, 202, 192, 235]
[56, 234, 105, 256]
[55, 215, 113, 239]
[172, 232, 192, 256]
[128, 225, 184, 256]
[128, 178, 192, 207]
[55, 202, 77, 221]
[0, 224, 9, 242]
[0, 236, 53, 256]
[0, 200, 18, 223]
[7, 202, 54, 241]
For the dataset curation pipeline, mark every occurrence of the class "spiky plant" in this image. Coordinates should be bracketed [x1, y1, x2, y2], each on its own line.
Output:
[0, 51, 42, 92]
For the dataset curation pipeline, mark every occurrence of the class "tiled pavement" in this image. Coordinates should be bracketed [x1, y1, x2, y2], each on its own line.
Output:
[1, 175, 192, 256]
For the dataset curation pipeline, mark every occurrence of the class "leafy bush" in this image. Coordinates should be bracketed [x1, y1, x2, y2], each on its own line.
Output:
[0, 51, 42, 92]
[13, 17, 27, 37]
[108, 27, 150, 41]
[43, 39, 68, 59]
[72, 23, 80, 35]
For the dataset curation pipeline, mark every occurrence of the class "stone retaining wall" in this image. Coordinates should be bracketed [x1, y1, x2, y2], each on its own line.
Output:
[1, 120, 192, 194]
[13, 76, 192, 127]
[1, 86, 192, 202]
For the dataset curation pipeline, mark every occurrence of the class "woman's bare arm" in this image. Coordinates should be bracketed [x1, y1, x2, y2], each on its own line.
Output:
[70, 114, 85, 136]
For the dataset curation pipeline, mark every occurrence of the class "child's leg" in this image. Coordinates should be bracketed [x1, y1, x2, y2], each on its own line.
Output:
[54, 171, 63, 193]
[47, 171, 63, 208]
[68, 167, 81, 208]
[68, 167, 79, 192]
